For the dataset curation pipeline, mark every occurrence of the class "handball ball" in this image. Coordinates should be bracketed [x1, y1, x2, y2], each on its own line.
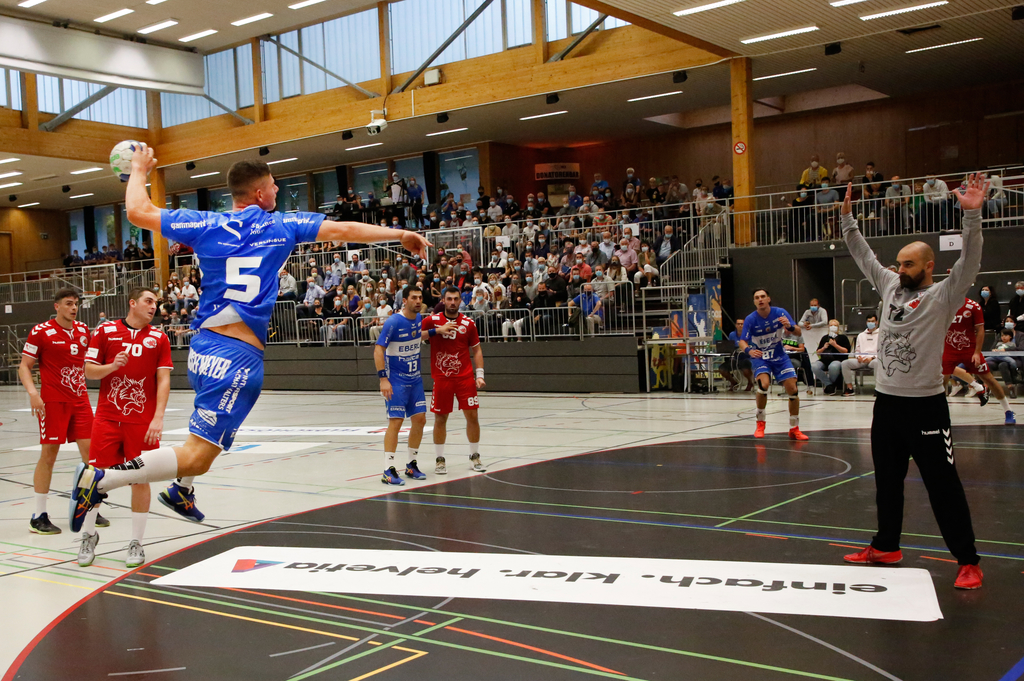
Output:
[110, 140, 140, 182]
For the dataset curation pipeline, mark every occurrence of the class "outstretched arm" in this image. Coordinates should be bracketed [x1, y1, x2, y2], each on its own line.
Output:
[841, 182, 897, 292]
[316, 222, 431, 260]
[125, 143, 161, 233]
[942, 173, 987, 303]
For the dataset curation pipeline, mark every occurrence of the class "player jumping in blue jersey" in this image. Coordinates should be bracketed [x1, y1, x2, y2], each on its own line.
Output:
[68, 144, 430, 531]
[738, 288, 810, 441]
[373, 287, 454, 485]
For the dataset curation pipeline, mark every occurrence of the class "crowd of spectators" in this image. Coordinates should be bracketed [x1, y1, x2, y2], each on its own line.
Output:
[61, 240, 155, 273]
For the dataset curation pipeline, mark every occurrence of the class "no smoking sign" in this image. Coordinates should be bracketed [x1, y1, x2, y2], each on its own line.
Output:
[734, 141, 747, 155]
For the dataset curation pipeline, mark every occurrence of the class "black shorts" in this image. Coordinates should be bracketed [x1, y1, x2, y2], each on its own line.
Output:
[725, 353, 752, 372]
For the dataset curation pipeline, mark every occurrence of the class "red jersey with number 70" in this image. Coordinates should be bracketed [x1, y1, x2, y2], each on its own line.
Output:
[943, 298, 983, 354]
[421, 312, 480, 381]
[22, 319, 91, 402]
[85, 320, 173, 424]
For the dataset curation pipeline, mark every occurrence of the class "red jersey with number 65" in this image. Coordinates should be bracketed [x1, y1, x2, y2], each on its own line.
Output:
[944, 298, 982, 354]
[421, 312, 480, 381]
[22, 319, 91, 402]
[85, 320, 173, 424]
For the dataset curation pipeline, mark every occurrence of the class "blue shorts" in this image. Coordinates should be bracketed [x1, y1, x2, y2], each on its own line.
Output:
[386, 379, 426, 419]
[751, 351, 797, 383]
[186, 331, 264, 451]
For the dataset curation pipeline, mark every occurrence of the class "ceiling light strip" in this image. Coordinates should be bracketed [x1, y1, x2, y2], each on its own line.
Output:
[94, 8, 133, 23]
[289, 0, 328, 7]
[232, 13, 274, 26]
[346, 143, 384, 151]
[17, 0, 49, 7]
[741, 26, 819, 44]
[753, 67, 817, 81]
[180, 29, 217, 42]
[426, 127, 469, 137]
[18, 202, 40, 208]
[138, 20, 179, 35]
[0, 158, 19, 165]
[906, 37, 983, 53]
[519, 111, 568, 121]
[70, 167, 103, 175]
[266, 158, 299, 165]
[69, 193, 94, 199]
[674, 0, 744, 16]
[829, 0, 869, 6]
[191, 172, 220, 179]
[0, 171, 22, 180]
[0, 182, 22, 189]
[860, 0, 947, 20]
[627, 91, 683, 102]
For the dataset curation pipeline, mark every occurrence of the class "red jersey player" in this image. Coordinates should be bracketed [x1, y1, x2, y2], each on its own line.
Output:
[421, 286, 487, 474]
[942, 297, 1014, 425]
[18, 288, 100, 535]
[79, 287, 173, 568]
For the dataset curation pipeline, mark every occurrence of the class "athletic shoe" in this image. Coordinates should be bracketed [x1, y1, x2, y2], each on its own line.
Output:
[78, 531, 99, 567]
[382, 467, 405, 486]
[69, 464, 107, 533]
[1006, 410, 1016, 426]
[843, 386, 855, 397]
[754, 421, 766, 439]
[404, 460, 427, 480]
[977, 390, 989, 407]
[843, 546, 903, 564]
[949, 382, 964, 397]
[470, 454, 486, 472]
[158, 482, 205, 523]
[29, 512, 61, 535]
[824, 385, 837, 396]
[966, 384, 981, 399]
[435, 457, 447, 475]
[788, 427, 810, 441]
[95, 513, 110, 528]
[125, 540, 145, 568]
[953, 564, 983, 590]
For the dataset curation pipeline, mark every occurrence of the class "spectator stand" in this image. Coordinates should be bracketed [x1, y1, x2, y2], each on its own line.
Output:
[427, 225, 484, 272]
[0, 262, 143, 306]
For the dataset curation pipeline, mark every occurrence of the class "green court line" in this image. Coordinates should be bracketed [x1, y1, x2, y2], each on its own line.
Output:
[288, 637, 404, 681]
[0, 561, 108, 584]
[716, 472, 876, 528]
[416, 616, 463, 636]
[114, 583, 854, 681]
[0, 540, 124, 565]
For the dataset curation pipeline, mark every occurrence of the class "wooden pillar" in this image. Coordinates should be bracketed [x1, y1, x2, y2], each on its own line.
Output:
[146, 91, 170, 286]
[378, 2, 392, 95]
[478, 142, 492, 194]
[532, 0, 548, 63]
[730, 57, 755, 246]
[21, 73, 38, 130]
[251, 37, 265, 123]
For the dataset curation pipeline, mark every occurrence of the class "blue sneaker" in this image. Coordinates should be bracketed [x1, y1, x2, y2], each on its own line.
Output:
[158, 482, 205, 523]
[382, 466, 405, 486]
[69, 464, 107, 533]
[1006, 410, 1016, 426]
[405, 460, 426, 480]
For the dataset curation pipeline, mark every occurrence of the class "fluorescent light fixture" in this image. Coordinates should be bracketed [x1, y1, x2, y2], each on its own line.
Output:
[357, 169, 388, 175]
[741, 26, 819, 44]
[0, 171, 22, 180]
[94, 8, 134, 23]
[346, 143, 384, 151]
[266, 157, 298, 165]
[519, 111, 568, 121]
[146, 0, 168, 4]
[444, 155, 473, 162]
[753, 67, 817, 81]
[829, 0, 869, 6]
[289, 0, 328, 7]
[627, 91, 683, 102]
[191, 171, 220, 179]
[674, 0, 744, 16]
[0, 182, 23, 189]
[18, 202, 40, 208]
[69, 193, 94, 199]
[179, 29, 217, 42]
[860, 0, 946, 20]
[138, 19, 179, 34]
[426, 127, 469, 137]
[906, 37, 983, 52]
[0, 158, 19, 165]
[18, 0, 48, 7]
[232, 12, 273, 26]
[70, 167, 103, 175]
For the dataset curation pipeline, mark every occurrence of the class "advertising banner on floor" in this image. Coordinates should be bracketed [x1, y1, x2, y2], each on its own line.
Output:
[154, 547, 942, 622]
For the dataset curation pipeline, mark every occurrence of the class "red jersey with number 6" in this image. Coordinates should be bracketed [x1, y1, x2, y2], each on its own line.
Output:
[421, 312, 480, 381]
[22, 320, 91, 402]
[85, 320, 173, 424]
[944, 298, 982, 354]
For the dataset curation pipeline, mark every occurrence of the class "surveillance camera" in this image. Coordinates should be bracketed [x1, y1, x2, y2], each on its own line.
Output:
[366, 110, 388, 136]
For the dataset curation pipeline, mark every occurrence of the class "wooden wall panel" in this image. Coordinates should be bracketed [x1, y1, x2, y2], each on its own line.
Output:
[0, 208, 69, 274]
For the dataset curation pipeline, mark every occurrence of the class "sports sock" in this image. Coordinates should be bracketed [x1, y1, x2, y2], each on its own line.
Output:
[435, 443, 445, 460]
[469, 442, 480, 456]
[755, 408, 766, 422]
[998, 396, 1010, 411]
[34, 493, 47, 517]
[82, 506, 99, 535]
[132, 512, 148, 543]
[384, 451, 396, 471]
[971, 381, 984, 392]
[407, 448, 418, 463]
[97, 448, 179, 493]
[177, 476, 195, 491]
[790, 415, 799, 428]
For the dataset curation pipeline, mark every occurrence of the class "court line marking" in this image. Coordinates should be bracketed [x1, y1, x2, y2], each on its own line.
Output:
[268, 641, 336, 658]
[416, 617, 462, 636]
[442, 625, 626, 676]
[717, 472, 876, 527]
[998, 652, 1024, 681]
[290, 635, 393, 681]
[346, 648, 427, 681]
[107, 667, 186, 677]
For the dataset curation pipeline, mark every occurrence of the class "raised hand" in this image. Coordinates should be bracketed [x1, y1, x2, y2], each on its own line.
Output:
[130, 142, 158, 175]
[841, 182, 853, 215]
[951, 172, 990, 211]
[400, 231, 431, 259]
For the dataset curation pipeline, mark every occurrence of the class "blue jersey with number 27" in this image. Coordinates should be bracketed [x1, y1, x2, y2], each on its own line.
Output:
[162, 205, 324, 345]
[740, 306, 796, 361]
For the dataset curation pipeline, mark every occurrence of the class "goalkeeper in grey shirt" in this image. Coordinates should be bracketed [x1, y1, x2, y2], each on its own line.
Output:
[839, 174, 988, 591]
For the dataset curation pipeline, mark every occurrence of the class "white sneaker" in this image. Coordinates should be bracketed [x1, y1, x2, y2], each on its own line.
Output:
[78, 531, 99, 567]
[470, 454, 486, 472]
[966, 384, 980, 399]
[949, 382, 964, 397]
[126, 539, 145, 568]
[434, 457, 447, 475]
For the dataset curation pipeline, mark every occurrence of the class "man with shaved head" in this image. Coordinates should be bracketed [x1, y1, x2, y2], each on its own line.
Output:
[838, 175, 988, 590]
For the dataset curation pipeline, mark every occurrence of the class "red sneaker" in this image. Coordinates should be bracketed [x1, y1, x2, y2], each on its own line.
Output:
[789, 427, 809, 441]
[754, 421, 766, 438]
[954, 564, 983, 590]
[843, 546, 903, 564]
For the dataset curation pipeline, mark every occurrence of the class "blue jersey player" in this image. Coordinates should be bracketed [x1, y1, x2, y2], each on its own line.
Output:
[69, 144, 430, 530]
[738, 288, 809, 441]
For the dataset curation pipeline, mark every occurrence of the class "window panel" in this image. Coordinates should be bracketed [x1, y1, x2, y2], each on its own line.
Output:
[312, 170, 341, 211]
[464, 0, 503, 60]
[236, 43, 255, 109]
[37, 75, 61, 114]
[300, 23, 327, 95]
[390, 0, 469, 74]
[545, 0, 567, 41]
[276, 175, 309, 213]
[280, 31, 301, 99]
[505, 0, 532, 48]
[69, 210, 87, 257]
[322, 10, 381, 86]
[206, 49, 237, 110]
[438, 148, 480, 205]
[353, 162, 388, 203]
[262, 40, 281, 104]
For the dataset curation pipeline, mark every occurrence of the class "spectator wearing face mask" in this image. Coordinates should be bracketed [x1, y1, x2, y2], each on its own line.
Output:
[990, 319, 1024, 397]
[297, 277, 326, 320]
[406, 177, 423, 226]
[800, 155, 829, 188]
[620, 227, 640, 253]
[614, 238, 638, 277]
[790, 186, 815, 240]
[534, 233, 551, 260]
[620, 183, 640, 213]
[546, 266, 568, 304]
[596, 231, 615, 262]
[634, 241, 659, 289]
[976, 285, 1002, 334]
[565, 186, 583, 210]
[815, 181, 841, 239]
[920, 175, 950, 231]
[861, 163, 885, 219]
[569, 283, 604, 335]
[840, 314, 880, 396]
[586, 239, 608, 269]
[832, 154, 855, 200]
[799, 298, 828, 362]
[524, 271, 540, 301]
[278, 268, 298, 302]
[571, 253, 592, 281]
[655, 226, 680, 265]
[1009, 281, 1024, 322]
[813, 320, 850, 395]
[486, 197, 503, 223]
[883, 176, 911, 234]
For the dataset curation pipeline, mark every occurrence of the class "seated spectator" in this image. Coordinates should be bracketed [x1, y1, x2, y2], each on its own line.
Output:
[571, 252, 592, 281]
[987, 172, 1007, 218]
[602, 188, 619, 212]
[592, 173, 609, 194]
[534, 233, 551, 259]
[622, 168, 640, 194]
[841, 314, 880, 396]
[322, 266, 342, 308]
[920, 175, 950, 231]
[621, 226, 640, 252]
[557, 240, 577, 274]
[177, 279, 198, 314]
[815, 182, 841, 238]
[567, 267, 586, 299]
[861, 162, 885, 217]
[614, 237, 638, 277]
[586, 239, 608, 269]
[989, 323, 1023, 398]
[813, 320, 850, 394]
[800, 155, 828, 187]
[369, 295, 393, 341]
[535, 191, 551, 214]
[606, 256, 628, 283]
[567, 186, 583, 209]
[781, 329, 813, 388]
[486, 198, 503, 223]
[978, 284, 1002, 334]
[633, 241, 659, 289]
[711, 176, 733, 207]
[568, 283, 603, 335]
[297, 276, 326, 319]
[546, 265, 568, 304]
[655, 226, 680, 265]
[1010, 282, 1024, 322]
[722, 318, 754, 391]
[163, 282, 180, 314]
[884, 177, 912, 234]
[831, 153, 855, 200]
[620, 184, 640, 212]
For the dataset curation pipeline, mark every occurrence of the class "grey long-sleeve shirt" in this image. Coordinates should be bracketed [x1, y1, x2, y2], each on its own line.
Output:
[842, 208, 983, 397]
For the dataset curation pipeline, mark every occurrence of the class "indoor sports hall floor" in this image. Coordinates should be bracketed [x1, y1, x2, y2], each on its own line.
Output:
[1, 386, 1022, 681]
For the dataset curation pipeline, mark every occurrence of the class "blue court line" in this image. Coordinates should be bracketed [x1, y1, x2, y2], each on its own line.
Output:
[372, 498, 1024, 562]
[999, 654, 1024, 681]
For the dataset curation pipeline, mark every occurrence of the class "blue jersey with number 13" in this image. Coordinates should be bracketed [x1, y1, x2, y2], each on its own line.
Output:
[162, 205, 324, 345]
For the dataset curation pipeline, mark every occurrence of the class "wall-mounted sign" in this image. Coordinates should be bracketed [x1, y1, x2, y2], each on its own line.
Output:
[535, 163, 580, 181]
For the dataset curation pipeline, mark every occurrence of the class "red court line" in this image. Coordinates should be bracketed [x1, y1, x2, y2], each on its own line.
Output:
[828, 543, 862, 550]
[745, 533, 788, 540]
[446, 626, 626, 676]
[346, 474, 381, 481]
[920, 555, 957, 564]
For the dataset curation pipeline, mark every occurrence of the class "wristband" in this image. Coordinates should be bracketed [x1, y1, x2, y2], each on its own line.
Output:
[428, 328, 437, 336]
[378, 369, 387, 378]
[475, 368, 484, 380]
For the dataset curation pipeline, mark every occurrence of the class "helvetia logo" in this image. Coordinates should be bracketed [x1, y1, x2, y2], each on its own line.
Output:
[232, 559, 283, 573]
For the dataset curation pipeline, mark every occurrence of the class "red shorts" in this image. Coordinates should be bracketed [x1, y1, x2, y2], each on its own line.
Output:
[89, 418, 158, 468]
[430, 375, 479, 414]
[38, 399, 93, 445]
[942, 352, 989, 376]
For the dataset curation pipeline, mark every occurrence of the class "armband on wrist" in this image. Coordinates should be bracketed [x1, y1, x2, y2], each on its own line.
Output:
[475, 368, 485, 380]
[378, 369, 387, 379]
[428, 328, 437, 336]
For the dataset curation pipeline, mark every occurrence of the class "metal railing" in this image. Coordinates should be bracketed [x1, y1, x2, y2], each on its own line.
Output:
[0, 263, 158, 305]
